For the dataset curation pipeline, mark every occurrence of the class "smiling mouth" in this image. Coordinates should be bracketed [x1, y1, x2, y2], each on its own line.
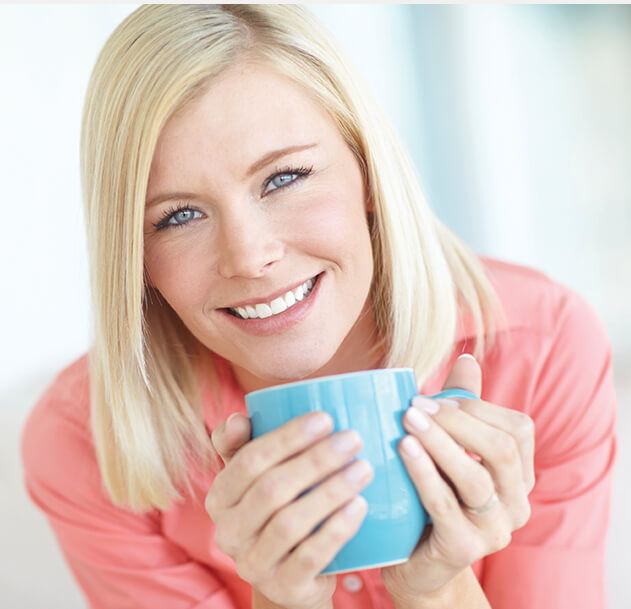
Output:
[225, 274, 321, 320]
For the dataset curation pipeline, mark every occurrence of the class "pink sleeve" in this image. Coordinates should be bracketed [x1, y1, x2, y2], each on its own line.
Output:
[21, 397, 237, 609]
[482, 291, 617, 608]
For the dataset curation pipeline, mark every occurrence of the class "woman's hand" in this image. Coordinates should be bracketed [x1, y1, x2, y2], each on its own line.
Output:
[205, 409, 373, 609]
[381, 354, 535, 605]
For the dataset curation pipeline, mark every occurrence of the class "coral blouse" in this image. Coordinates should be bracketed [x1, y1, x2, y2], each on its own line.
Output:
[21, 257, 617, 608]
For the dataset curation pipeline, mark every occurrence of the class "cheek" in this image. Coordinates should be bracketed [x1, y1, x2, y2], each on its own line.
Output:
[144, 236, 213, 312]
[291, 187, 372, 263]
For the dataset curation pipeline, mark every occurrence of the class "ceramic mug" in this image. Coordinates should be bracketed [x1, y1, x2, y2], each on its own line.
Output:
[245, 368, 478, 574]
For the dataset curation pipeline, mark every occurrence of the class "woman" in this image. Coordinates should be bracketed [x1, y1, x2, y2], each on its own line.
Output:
[22, 5, 616, 609]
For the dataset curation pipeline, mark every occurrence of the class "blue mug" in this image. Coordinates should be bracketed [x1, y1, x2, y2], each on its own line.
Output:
[245, 368, 478, 574]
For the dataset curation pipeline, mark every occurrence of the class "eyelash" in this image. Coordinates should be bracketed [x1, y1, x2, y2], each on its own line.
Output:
[152, 165, 314, 231]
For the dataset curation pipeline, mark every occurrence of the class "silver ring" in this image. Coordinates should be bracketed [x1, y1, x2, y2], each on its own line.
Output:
[461, 491, 499, 515]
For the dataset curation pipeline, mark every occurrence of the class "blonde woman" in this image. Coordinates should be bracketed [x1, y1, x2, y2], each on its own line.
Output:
[22, 5, 616, 609]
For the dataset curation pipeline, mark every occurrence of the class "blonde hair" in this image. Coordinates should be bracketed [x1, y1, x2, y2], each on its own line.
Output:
[81, 4, 506, 511]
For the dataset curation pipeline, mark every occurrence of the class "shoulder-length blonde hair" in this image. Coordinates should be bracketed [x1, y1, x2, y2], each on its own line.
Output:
[82, 4, 505, 511]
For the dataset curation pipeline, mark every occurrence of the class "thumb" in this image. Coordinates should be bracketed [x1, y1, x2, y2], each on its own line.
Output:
[442, 353, 482, 398]
[211, 413, 252, 466]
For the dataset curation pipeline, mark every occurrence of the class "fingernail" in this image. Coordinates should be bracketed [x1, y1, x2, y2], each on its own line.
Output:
[412, 396, 440, 415]
[345, 459, 372, 483]
[226, 413, 240, 427]
[437, 398, 459, 408]
[401, 435, 421, 456]
[405, 406, 430, 432]
[344, 495, 366, 517]
[304, 412, 332, 435]
[333, 430, 361, 453]
[458, 353, 476, 363]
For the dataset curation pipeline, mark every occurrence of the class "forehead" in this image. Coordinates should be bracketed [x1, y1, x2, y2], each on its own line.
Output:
[149, 61, 339, 181]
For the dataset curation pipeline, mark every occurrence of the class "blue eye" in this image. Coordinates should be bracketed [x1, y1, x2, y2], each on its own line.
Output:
[153, 206, 203, 230]
[263, 166, 313, 196]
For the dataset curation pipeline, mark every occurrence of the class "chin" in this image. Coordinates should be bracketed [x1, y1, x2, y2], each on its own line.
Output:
[242, 344, 336, 386]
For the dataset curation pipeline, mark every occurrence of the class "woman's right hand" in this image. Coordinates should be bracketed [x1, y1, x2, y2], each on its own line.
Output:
[205, 411, 373, 609]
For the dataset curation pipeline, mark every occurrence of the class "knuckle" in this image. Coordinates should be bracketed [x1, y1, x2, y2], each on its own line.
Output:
[464, 469, 494, 502]
[490, 528, 512, 553]
[296, 547, 319, 572]
[514, 500, 532, 530]
[256, 473, 283, 504]
[306, 445, 329, 472]
[490, 432, 518, 463]
[328, 518, 350, 545]
[235, 445, 264, 477]
[269, 511, 297, 539]
[512, 412, 535, 441]
[426, 493, 457, 520]
[323, 479, 347, 505]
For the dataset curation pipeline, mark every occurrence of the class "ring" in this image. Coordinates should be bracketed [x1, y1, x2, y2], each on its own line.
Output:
[461, 491, 499, 515]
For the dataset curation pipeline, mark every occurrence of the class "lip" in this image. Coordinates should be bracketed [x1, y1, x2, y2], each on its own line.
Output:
[224, 273, 320, 309]
[218, 272, 324, 336]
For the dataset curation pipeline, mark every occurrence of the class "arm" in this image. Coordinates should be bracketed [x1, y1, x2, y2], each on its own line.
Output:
[252, 590, 333, 609]
[21, 396, 237, 609]
[389, 567, 491, 609]
[481, 291, 617, 608]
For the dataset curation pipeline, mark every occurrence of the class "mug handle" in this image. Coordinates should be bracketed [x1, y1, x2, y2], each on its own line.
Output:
[428, 388, 479, 401]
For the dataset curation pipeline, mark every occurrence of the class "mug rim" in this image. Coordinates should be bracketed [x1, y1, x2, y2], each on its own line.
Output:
[245, 367, 415, 399]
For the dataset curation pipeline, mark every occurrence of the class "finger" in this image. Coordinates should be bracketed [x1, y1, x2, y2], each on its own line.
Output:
[412, 399, 531, 529]
[209, 411, 334, 510]
[441, 353, 482, 398]
[403, 404, 499, 514]
[247, 458, 373, 568]
[398, 433, 468, 532]
[278, 494, 368, 582]
[435, 398, 535, 495]
[233, 430, 367, 543]
[211, 413, 252, 465]
[399, 434, 512, 565]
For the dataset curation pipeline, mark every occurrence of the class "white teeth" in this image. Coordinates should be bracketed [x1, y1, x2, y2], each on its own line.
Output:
[270, 297, 288, 314]
[284, 290, 296, 307]
[230, 275, 318, 319]
[255, 303, 273, 319]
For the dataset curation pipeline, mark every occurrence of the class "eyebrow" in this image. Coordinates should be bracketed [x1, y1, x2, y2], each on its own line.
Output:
[145, 142, 318, 208]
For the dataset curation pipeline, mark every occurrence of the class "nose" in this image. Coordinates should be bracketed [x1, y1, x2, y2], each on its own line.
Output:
[216, 210, 284, 279]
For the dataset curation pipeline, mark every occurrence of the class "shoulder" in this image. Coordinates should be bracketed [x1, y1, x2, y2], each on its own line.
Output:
[478, 255, 609, 345]
[21, 354, 96, 497]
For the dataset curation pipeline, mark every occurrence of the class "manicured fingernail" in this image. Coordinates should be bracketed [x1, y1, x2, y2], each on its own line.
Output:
[333, 430, 361, 453]
[405, 406, 430, 432]
[345, 459, 372, 483]
[412, 396, 440, 414]
[437, 398, 459, 408]
[401, 435, 421, 456]
[227, 413, 240, 427]
[344, 495, 366, 517]
[304, 413, 332, 435]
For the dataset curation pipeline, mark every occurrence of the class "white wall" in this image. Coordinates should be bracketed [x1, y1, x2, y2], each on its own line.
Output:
[1, 5, 629, 608]
[1, 4, 139, 394]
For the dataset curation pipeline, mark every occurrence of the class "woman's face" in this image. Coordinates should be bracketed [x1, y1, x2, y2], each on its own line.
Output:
[144, 61, 375, 389]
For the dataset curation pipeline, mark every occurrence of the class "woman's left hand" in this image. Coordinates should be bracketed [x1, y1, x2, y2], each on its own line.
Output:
[381, 354, 535, 604]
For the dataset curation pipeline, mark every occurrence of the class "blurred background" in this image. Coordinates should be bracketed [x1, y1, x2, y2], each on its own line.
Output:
[1, 4, 629, 607]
